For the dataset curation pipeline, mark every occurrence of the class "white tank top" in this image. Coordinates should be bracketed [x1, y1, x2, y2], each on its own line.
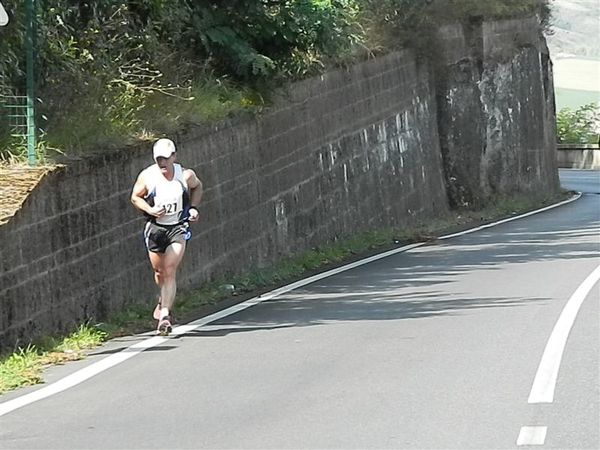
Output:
[144, 163, 189, 225]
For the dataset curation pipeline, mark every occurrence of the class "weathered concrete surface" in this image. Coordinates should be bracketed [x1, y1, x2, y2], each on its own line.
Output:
[557, 145, 600, 169]
[437, 17, 560, 207]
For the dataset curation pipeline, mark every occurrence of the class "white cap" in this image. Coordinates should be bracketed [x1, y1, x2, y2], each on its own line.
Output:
[153, 138, 176, 160]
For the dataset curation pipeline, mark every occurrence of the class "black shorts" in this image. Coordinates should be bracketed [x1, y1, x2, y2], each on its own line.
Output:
[143, 221, 191, 253]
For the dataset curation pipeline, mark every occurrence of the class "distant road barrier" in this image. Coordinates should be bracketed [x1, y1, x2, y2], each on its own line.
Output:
[557, 144, 600, 170]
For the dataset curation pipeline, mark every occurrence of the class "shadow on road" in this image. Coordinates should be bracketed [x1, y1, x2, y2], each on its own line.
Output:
[177, 213, 599, 336]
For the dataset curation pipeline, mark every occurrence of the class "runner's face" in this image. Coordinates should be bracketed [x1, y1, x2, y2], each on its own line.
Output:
[155, 154, 174, 173]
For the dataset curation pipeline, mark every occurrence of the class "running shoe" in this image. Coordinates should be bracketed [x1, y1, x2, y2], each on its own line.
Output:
[156, 315, 172, 336]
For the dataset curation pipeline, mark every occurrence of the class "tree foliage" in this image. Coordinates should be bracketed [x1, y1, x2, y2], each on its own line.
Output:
[1, 1, 362, 89]
[0, 0, 552, 157]
[1, 1, 363, 150]
[556, 103, 600, 144]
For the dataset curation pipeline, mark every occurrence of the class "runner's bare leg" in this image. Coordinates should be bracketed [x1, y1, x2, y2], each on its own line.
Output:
[148, 241, 186, 316]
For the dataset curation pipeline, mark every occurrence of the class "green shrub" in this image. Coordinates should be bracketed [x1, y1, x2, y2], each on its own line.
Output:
[556, 103, 600, 144]
[0, 0, 552, 159]
[181, 1, 363, 81]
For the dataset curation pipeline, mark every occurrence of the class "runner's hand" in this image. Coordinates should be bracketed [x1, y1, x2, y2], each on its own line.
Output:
[148, 205, 166, 218]
[188, 207, 199, 222]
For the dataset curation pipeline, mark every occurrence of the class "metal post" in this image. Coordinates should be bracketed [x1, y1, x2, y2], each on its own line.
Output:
[25, 0, 36, 166]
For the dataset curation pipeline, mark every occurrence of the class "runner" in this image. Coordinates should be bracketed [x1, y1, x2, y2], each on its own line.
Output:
[130, 138, 203, 335]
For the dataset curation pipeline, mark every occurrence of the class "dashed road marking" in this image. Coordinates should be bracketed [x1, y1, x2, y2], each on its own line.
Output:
[517, 426, 547, 446]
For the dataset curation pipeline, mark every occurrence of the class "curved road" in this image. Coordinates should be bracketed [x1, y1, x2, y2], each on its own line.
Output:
[0, 169, 598, 449]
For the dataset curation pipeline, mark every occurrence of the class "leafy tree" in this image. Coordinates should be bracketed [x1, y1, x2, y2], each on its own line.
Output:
[180, 1, 362, 81]
[556, 103, 600, 144]
[0, 0, 365, 153]
[0, 0, 553, 158]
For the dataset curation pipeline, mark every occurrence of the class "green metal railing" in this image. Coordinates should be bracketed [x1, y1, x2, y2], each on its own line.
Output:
[0, 0, 37, 165]
[2, 93, 28, 137]
[0, 89, 35, 164]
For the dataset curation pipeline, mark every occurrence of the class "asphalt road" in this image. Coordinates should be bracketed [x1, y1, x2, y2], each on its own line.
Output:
[0, 169, 598, 449]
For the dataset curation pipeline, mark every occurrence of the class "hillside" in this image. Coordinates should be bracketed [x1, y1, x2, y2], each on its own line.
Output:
[546, 0, 600, 59]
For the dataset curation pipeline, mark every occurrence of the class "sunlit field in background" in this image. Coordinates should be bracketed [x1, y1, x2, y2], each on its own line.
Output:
[553, 57, 600, 110]
[555, 88, 600, 110]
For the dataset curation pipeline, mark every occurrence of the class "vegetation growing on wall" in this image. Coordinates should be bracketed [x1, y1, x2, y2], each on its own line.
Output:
[357, 0, 551, 57]
[0, 0, 550, 161]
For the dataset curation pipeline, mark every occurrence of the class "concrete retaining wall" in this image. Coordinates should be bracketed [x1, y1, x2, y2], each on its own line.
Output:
[0, 51, 448, 349]
[0, 17, 560, 350]
[557, 145, 600, 169]
[436, 16, 560, 207]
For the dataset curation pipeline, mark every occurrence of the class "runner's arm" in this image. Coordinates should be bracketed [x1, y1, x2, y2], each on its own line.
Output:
[184, 169, 203, 221]
[185, 169, 203, 207]
[131, 172, 165, 217]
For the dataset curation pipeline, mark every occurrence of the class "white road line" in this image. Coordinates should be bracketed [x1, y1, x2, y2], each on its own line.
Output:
[0, 335, 165, 417]
[0, 193, 583, 417]
[0, 242, 424, 418]
[528, 263, 600, 404]
[517, 426, 547, 446]
[438, 193, 581, 240]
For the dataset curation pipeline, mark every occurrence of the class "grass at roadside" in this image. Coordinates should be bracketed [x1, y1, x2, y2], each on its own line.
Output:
[0, 324, 106, 395]
[0, 190, 572, 395]
[1, 74, 262, 164]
